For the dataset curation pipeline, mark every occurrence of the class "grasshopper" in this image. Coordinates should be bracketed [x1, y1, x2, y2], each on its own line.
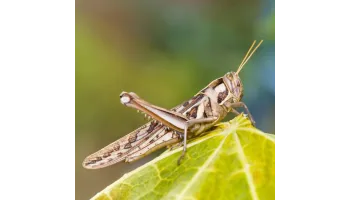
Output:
[83, 40, 263, 169]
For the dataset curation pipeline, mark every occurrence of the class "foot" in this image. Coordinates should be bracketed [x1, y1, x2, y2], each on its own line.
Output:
[243, 113, 256, 127]
[177, 151, 186, 165]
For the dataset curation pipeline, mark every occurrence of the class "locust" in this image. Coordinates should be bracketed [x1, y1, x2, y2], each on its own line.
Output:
[83, 40, 263, 169]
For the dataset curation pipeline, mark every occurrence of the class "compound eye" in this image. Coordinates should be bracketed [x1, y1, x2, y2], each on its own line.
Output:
[236, 81, 241, 87]
[226, 72, 233, 79]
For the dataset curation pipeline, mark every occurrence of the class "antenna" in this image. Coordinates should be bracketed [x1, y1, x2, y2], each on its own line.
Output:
[236, 40, 263, 74]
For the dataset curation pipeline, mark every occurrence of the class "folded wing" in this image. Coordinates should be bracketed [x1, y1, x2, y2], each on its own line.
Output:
[83, 120, 179, 169]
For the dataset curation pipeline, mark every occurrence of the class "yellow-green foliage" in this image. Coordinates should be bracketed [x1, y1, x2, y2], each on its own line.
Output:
[92, 115, 275, 200]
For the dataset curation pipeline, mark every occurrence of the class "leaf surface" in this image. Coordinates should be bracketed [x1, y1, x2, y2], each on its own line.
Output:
[92, 115, 275, 200]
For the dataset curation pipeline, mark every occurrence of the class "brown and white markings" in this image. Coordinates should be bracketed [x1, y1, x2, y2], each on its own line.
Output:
[83, 40, 263, 169]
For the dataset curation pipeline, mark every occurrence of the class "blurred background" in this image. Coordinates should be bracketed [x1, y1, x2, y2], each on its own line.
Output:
[76, 0, 274, 199]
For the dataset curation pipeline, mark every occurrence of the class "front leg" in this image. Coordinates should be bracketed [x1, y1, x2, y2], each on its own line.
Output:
[229, 102, 255, 126]
[230, 108, 240, 116]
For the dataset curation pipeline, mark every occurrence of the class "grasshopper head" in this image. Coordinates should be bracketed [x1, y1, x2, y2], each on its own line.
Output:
[223, 72, 244, 101]
[223, 40, 264, 102]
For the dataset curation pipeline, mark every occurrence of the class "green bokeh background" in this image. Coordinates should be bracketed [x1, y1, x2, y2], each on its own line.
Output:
[76, 1, 274, 199]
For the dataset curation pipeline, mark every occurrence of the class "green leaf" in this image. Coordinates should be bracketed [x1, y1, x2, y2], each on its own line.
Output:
[92, 115, 275, 200]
